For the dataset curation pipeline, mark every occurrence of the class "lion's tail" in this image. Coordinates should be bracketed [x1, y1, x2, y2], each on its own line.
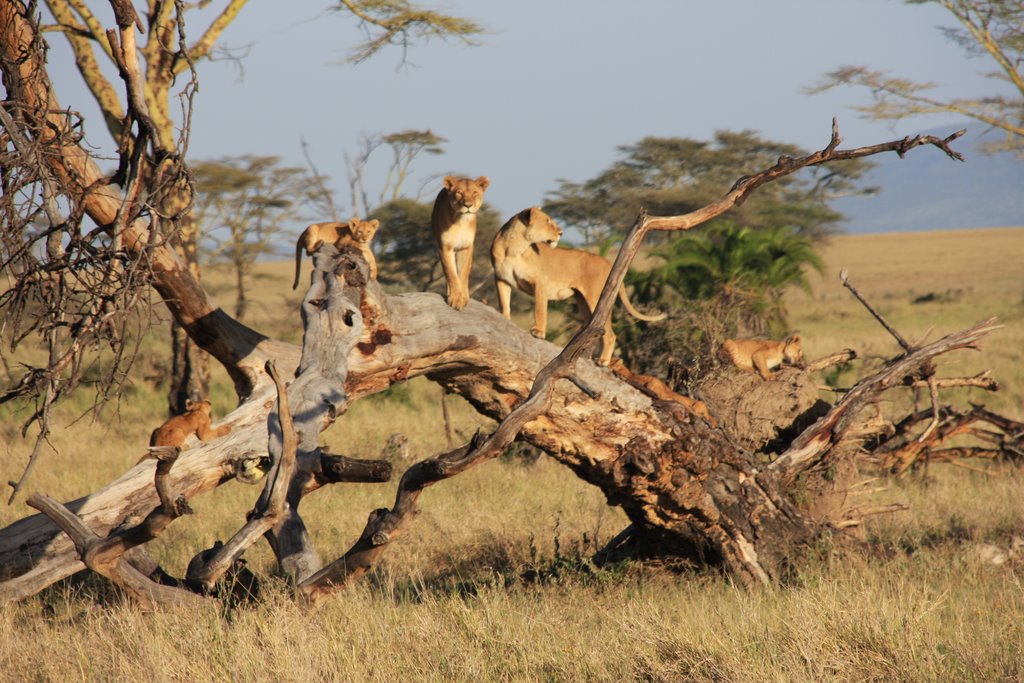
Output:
[292, 238, 304, 290]
[617, 286, 666, 322]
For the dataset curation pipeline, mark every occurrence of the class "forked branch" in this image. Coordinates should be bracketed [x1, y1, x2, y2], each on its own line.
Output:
[186, 360, 298, 591]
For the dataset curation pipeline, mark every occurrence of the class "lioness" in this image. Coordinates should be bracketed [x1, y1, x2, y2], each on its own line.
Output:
[292, 218, 380, 289]
[721, 334, 804, 380]
[431, 175, 490, 309]
[490, 206, 666, 366]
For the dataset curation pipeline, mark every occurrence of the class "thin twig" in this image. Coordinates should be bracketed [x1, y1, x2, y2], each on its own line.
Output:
[839, 269, 913, 353]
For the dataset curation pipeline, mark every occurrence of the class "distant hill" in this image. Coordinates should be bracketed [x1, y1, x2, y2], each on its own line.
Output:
[831, 126, 1024, 234]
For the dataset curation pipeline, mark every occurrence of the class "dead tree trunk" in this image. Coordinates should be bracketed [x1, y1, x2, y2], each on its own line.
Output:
[0, 242, 1000, 601]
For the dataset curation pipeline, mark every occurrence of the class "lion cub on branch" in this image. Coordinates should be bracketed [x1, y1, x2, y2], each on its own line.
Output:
[292, 218, 380, 289]
[490, 206, 666, 366]
[431, 175, 490, 309]
[607, 358, 715, 425]
[140, 399, 231, 462]
[721, 335, 804, 380]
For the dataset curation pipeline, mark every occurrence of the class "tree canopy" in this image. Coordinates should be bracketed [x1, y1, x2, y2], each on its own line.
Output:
[545, 131, 874, 245]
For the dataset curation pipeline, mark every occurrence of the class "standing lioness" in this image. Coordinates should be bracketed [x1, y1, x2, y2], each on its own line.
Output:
[431, 175, 490, 309]
[490, 206, 666, 365]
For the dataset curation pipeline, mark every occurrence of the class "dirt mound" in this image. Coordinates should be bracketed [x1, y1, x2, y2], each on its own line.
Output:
[698, 366, 826, 455]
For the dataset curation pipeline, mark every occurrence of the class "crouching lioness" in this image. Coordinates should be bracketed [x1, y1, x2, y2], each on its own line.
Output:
[490, 206, 665, 365]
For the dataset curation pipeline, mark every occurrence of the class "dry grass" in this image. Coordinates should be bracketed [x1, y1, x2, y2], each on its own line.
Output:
[790, 226, 1024, 418]
[1, 227, 1023, 681]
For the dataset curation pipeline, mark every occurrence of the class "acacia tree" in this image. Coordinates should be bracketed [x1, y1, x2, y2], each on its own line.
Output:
[810, 0, 1024, 156]
[1, 1, 1018, 607]
[194, 155, 314, 321]
[545, 132, 875, 244]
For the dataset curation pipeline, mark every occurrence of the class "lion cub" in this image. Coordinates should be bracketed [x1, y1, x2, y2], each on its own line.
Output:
[721, 335, 804, 380]
[292, 218, 380, 289]
[431, 175, 490, 309]
[141, 399, 231, 462]
[607, 358, 715, 425]
[490, 206, 665, 366]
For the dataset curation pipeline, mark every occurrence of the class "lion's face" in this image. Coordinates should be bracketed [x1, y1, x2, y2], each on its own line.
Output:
[521, 207, 562, 247]
[349, 219, 379, 243]
[443, 175, 490, 215]
[184, 398, 213, 416]
[783, 335, 803, 364]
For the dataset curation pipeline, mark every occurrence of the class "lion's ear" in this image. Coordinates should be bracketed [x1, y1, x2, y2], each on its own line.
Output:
[476, 176, 491, 190]
[787, 334, 801, 344]
[184, 398, 196, 411]
[368, 219, 380, 229]
[443, 175, 458, 191]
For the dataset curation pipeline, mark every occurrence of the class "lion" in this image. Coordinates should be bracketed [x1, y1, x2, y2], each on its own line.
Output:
[607, 358, 715, 425]
[490, 206, 666, 366]
[292, 218, 380, 289]
[721, 334, 804, 380]
[431, 175, 490, 309]
[140, 399, 231, 463]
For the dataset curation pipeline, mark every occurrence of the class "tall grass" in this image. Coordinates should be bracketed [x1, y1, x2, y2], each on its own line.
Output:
[0, 227, 1022, 680]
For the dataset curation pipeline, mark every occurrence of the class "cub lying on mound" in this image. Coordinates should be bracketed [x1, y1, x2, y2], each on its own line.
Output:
[293, 218, 380, 289]
[431, 175, 490, 310]
[721, 335, 804, 380]
[490, 206, 665, 366]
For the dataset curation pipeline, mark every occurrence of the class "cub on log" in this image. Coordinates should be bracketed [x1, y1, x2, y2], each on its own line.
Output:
[293, 218, 380, 289]
[141, 399, 231, 462]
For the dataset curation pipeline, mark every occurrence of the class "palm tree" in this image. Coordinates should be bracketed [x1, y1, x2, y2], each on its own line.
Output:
[621, 221, 824, 379]
[631, 221, 822, 335]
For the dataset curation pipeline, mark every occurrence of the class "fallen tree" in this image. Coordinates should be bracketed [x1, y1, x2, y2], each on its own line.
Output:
[0, 0, 1016, 606]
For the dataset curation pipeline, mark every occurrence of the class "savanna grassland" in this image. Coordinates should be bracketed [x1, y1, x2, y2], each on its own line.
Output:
[1, 227, 1022, 682]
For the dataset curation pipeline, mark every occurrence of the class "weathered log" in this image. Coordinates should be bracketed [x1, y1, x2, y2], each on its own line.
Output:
[768, 318, 1001, 478]
[0, 22, 984, 598]
[25, 493, 208, 608]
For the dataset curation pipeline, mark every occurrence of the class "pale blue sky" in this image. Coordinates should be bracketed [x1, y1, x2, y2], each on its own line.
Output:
[49, 0, 1018, 230]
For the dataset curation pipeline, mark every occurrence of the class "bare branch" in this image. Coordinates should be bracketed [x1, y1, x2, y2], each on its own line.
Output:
[840, 269, 913, 353]
[770, 318, 1002, 476]
[806, 349, 858, 373]
[186, 360, 297, 591]
[26, 493, 207, 607]
[642, 121, 966, 233]
[909, 372, 999, 392]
